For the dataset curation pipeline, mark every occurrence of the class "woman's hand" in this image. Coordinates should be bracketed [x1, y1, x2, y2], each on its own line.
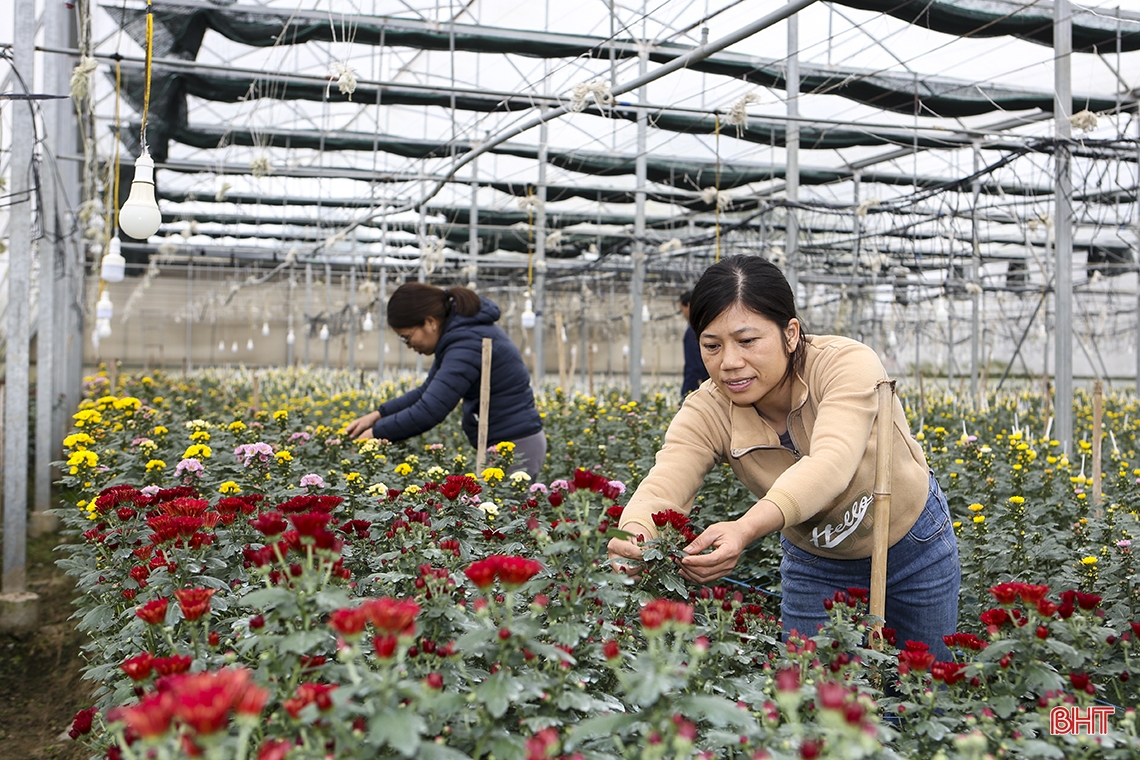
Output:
[346, 410, 381, 439]
[607, 522, 650, 578]
[679, 521, 748, 585]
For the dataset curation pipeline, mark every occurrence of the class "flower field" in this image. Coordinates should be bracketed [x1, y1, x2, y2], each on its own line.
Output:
[57, 369, 1140, 759]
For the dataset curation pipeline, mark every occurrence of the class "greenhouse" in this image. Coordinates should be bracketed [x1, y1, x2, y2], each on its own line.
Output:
[2, 0, 1140, 758]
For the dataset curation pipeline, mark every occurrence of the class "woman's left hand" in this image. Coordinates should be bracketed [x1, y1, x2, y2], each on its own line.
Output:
[679, 521, 747, 585]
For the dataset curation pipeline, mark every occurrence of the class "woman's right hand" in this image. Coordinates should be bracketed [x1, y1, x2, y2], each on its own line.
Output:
[346, 410, 381, 439]
[607, 522, 650, 578]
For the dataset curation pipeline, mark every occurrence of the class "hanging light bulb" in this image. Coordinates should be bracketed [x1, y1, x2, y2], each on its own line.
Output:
[96, 318, 112, 338]
[521, 297, 536, 329]
[641, 303, 650, 323]
[247, 338, 254, 351]
[261, 321, 270, 337]
[218, 340, 226, 352]
[319, 324, 330, 341]
[101, 237, 126, 282]
[286, 329, 296, 346]
[119, 151, 163, 240]
[362, 312, 374, 332]
[384, 342, 390, 354]
[95, 292, 114, 321]
[231, 341, 239, 353]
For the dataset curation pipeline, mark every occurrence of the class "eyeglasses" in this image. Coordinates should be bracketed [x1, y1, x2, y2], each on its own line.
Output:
[397, 330, 414, 346]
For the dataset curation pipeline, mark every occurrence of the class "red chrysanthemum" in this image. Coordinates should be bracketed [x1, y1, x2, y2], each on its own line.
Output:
[174, 587, 217, 622]
[121, 652, 154, 681]
[364, 597, 421, 636]
[135, 598, 169, 626]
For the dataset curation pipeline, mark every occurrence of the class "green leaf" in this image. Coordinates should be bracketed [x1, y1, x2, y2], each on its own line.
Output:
[675, 695, 753, 728]
[476, 669, 524, 719]
[79, 604, 117, 632]
[240, 587, 294, 610]
[1017, 740, 1066, 758]
[414, 742, 471, 760]
[564, 712, 637, 749]
[368, 708, 426, 757]
[279, 629, 330, 654]
[991, 693, 1018, 719]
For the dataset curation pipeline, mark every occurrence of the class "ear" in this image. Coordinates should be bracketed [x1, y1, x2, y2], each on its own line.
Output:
[784, 319, 801, 353]
[423, 316, 440, 333]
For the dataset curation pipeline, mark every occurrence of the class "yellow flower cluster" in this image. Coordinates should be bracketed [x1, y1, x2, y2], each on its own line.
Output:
[495, 441, 516, 453]
[67, 449, 98, 474]
[219, 481, 241, 494]
[184, 444, 213, 459]
[275, 450, 293, 463]
[394, 463, 413, 476]
[228, 420, 247, 432]
[146, 459, 166, 472]
[481, 467, 505, 483]
[64, 433, 95, 450]
[73, 409, 103, 427]
[190, 430, 211, 442]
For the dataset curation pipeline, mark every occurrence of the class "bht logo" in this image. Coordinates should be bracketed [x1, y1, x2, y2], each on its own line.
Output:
[1049, 705, 1114, 735]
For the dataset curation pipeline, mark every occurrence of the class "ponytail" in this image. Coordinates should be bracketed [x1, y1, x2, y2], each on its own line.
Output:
[387, 282, 482, 328]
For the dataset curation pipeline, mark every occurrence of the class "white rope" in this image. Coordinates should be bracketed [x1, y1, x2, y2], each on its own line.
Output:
[855, 198, 880, 217]
[724, 91, 759, 136]
[658, 238, 683, 254]
[215, 182, 232, 202]
[421, 239, 446, 276]
[545, 230, 563, 249]
[69, 56, 99, 102]
[250, 156, 274, 178]
[699, 187, 732, 211]
[517, 196, 544, 213]
[329, 62, 358, 100]
[568, 79, 613, 113]
[1070, 109, 1098, 133]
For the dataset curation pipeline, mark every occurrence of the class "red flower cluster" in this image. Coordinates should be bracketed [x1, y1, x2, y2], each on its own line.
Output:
[989, 582, 1050, 605]
[68, 707, 98, 739]
[110, 668, 267, 738]
[931, 661, 968, 685]
[897, 641, 935, 674]
[216, 494, 263, 524]
[639, 598, 695, 630]
[275, 494, 344, 514]
[464, 555, 544, 589]
[440, 474, 481, 500]
[94, 485, 146, 515]
[174, 587, 216, 621]
[943, 632, 987, 651]
[160, 498, 210, 518]
[135, 598, 168, 626]
[249, 511, 288, 537]
[283, 682, 338, 718]
[121, 652, 154, 681]
[651, 509, 698, 543]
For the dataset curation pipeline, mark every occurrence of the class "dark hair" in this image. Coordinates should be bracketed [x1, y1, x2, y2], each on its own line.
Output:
[386, 283, 481, 329]
[689, 256, 810, 380]
[678, 289, 693, 307]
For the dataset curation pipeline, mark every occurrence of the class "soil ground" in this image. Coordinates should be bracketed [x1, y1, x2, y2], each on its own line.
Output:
[0, 531, 94, 760]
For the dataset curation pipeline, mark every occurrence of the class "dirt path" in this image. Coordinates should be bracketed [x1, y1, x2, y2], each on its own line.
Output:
[0, 532, 94, 760]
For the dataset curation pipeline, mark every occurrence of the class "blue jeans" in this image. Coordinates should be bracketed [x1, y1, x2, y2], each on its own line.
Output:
[779, 472, 960, 661]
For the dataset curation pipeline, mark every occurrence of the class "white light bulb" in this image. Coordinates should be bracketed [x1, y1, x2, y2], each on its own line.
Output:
[641, 304, 650, 323]
[362, 312, 374, 332]
[218, 340, 226, 352]
[319, 325, 330, 341]
[384, 342, 390, 354]
[96, 318, 112, 338]
[101, 237, 126, 282]
[247, 338, 254, 351]
[622, 344, 629, 357]
[261, 321, 270, 337]
[286, 329, 296, 346]
[231, 341, 239, 353]
[95, 293, 113, 321]
[521, 297, 536, 329]
[118, 151, 163, 240]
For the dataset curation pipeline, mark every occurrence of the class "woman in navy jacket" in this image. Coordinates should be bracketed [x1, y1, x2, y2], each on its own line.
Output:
[345, 283, 546, 478]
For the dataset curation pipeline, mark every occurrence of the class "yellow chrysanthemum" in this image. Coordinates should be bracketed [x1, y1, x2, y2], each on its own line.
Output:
[153, 426, 168, 436]
[481, 467, 505, 483]
[64, 432, 95, 450]
[73, 409, 103, 427]
[967, 503, 985, 512]
[1081, 556, 1098, 566]
[190, 430, 211, 442]
[273, 410, 289, 421]
[275, 450, 293, 463]
[495, 441, 516, 453]
[145, 459, 166, 472]
[113, 397, 141, 411]
[973, 515, 985, 524]
[404, 484, 421, 495]
[228, 420, 247, 432]
[394, 463, 413, 476]
[344, 472, 362, 483]
[67, 450, 99, 468]
[183, 444, 213, 460]
[1008, 496, 1025, 505]
[219, 481, 241, 494]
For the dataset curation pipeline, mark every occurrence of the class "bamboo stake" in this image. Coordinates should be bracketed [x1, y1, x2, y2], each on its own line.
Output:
[555, 312, 567, 390]
[1093, 379, 1103, 508]
[251, 373, 260, 414]
[587, 342, 595, 396]
[870, 378, 896, 650]
[475, 338, 493, 473]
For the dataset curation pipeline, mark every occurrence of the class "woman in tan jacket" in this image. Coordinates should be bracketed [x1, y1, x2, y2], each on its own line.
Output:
[608, 256, 959, 658]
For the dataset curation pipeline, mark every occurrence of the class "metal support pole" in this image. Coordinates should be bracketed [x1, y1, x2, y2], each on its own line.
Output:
[304, 263, 312, 365]
[378, 263, 387, 377]
[629, 43, 649, 401]
[286, 272, 294, 367]
[4, 0, 36, 598]
[785, 5, 800, 293]
[970, 143, 982, 401]
[468, 154, 479, 288]
[534, 117, 549, 387]
[348, 260, 357, 371]
[1054, 0, 1074, 452]
[33, 16, 59, 536]
[186, 260, 193, 373]
[324, 262, 332, 369]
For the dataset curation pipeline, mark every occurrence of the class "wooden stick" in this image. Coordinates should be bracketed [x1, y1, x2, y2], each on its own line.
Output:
[475, 338, 493, 473]
[555, 311, 567, 390]
[870, 378, 896, 651]
[587, 341, 594, 396]
[251, 373, 260, 414]
[1092, 379, 1103, 508]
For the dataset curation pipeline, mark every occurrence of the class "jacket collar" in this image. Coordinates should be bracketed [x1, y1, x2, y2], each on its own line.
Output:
[720, 360, 810, 455]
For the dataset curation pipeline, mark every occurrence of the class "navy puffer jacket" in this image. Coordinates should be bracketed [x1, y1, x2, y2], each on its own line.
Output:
[373, 297, 542, 448]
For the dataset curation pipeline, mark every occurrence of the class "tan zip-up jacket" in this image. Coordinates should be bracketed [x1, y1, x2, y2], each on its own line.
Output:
[620, 335, 930, 561]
